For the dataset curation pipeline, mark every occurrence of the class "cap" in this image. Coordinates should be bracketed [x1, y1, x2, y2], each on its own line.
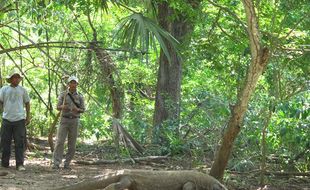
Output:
[68, 76, 79, 83]
[6, 69, 23, 83]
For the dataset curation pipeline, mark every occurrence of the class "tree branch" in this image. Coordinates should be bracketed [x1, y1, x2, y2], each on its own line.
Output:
[207, 0, 247, 33]
[2, 25, 104, 110]
[0, 41, 148, 55]
[282, 16, 306, 40]
[216, 22, 241, 43]
[242, 0, 261, 59]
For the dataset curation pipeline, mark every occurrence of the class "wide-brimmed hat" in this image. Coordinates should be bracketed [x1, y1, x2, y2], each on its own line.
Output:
[68, 76, 78, 83]
[6, 69, 23, 83]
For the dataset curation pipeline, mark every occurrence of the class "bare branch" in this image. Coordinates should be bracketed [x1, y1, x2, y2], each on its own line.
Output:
[282, 16, 306, 40]
[216, 22, 242, 43]
[280, 47, 310, 52]
[0, 41, 147, 55]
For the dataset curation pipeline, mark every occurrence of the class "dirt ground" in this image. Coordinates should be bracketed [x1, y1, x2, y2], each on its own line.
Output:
[0, 140, 309, 190]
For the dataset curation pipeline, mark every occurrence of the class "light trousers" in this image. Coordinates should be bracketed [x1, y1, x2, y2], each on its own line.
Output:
[53, 117, 79, 166]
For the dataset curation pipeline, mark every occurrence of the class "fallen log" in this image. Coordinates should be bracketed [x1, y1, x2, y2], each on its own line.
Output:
[54, 169, 227, 190]
[227, 170, 310, 177]
[112, 119, 144, 155]
[76, 155, 168, 165]
[27, 142, 50, 151]
[265, 171, 310, 177]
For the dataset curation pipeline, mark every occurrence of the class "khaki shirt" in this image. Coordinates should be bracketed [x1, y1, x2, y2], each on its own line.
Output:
[57, 91, 85, 118]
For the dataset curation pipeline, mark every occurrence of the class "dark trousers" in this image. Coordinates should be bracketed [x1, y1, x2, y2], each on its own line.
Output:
[1, 119, 26, 168]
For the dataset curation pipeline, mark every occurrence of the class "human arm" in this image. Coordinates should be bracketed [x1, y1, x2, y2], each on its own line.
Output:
[23, 88, 31, 125]
[0, 88, 3, 113]
[25, 102, 30, 125]
[0, 101, 3, 113]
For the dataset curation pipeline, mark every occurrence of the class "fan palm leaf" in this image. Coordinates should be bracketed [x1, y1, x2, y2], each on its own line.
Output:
[114, 12, 179, 63]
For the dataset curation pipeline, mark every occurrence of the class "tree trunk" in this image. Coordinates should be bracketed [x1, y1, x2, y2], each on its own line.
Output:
[85, 9, 124, 119]
[93, 44, 126, 155]
[85, 12, 144, 155]
[153, 1, 201, 143]
[210, 0, 270, 180]
[93, 47, 123, 119]
[48, 111, 61, 152]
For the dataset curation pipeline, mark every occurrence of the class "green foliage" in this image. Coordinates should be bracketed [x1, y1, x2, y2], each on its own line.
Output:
[80, 104, 113, 140]
[0, 0, 309, 173]
[273, 94, 309, 150]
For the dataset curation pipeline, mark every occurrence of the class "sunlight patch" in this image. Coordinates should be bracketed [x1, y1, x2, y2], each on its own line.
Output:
[62, 175, 78, 179]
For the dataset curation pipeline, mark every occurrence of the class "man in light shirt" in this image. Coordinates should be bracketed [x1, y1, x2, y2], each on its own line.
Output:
[0, 69, 30, 171]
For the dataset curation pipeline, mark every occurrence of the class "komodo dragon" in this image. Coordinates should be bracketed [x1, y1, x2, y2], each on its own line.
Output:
[55, 169, 228, 190]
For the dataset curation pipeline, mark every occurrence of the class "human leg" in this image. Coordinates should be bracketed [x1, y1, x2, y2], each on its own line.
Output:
[13, 119, 26, 168]
[64, 119, 79, 167]
[53, 119, 69, 167]
[1, 120, 13, 167]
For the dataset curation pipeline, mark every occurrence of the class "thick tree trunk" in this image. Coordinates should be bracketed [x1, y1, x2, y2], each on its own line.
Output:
[153, 2, 182, 128]
[153, 1, 201, 143]
[153, 48, 181, 137]
[210, 0, 270, 180]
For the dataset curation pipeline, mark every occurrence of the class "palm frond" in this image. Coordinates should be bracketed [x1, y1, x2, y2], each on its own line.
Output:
[114, 13, 179, 63]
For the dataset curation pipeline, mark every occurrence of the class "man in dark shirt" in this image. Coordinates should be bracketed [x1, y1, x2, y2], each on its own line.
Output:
[52, 76, 85, 169]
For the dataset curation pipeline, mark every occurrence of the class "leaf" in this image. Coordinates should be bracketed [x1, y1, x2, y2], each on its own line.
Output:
[113, 13, 179, 63]
[38, 28, 43, 36]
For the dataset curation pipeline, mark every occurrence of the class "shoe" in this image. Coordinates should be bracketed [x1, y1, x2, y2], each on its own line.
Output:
[17, 165, 26, 171]
[52, 165, 60, 170]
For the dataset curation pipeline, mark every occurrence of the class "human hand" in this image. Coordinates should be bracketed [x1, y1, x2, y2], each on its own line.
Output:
[60, 105, 69, 110]
[72, 106, 79, 113]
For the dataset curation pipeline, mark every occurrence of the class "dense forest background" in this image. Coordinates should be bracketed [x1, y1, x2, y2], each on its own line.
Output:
[0, 0, 309, 188]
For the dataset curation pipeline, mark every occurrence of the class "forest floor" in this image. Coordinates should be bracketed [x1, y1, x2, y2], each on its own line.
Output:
[0, 138, 309, 190]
